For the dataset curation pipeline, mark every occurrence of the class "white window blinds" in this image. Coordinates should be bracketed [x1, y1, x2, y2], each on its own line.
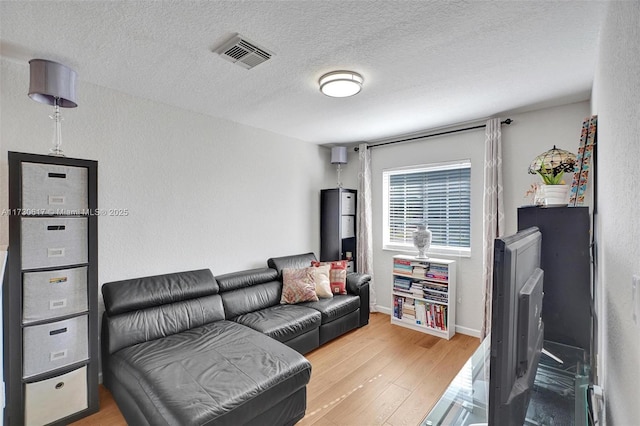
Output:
[383, 160, 471, 251]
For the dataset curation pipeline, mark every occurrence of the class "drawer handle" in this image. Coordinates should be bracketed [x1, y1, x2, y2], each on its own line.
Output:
[48, 172, 66, 179]
[50, 350, 68, 361]
[47, 225, 66, 231]
[49, 276, 68, 284]
[48, 195, 66, 205]
[49, 299, 68, 309]
[49, 327, 67, 336]
[47, 248, 65, 258]
[55, 382, 65, 390]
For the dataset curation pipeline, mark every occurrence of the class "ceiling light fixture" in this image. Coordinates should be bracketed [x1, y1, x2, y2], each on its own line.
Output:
[319, 71, 363, 98]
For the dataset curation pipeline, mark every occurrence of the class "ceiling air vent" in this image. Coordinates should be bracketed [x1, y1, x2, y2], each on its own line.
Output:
[216, 35, 274, 70]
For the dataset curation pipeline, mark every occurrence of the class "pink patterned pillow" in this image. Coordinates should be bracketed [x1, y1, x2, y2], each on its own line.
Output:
[281, 267, 319, 304]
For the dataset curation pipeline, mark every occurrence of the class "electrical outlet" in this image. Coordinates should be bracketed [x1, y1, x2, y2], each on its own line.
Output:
[633, 275, 640, 326]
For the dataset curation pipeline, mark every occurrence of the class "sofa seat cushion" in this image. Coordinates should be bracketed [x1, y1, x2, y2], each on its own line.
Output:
[109, 320, 311, 426]
[234, 304, 321, 343]
[301, 294, 360, 324]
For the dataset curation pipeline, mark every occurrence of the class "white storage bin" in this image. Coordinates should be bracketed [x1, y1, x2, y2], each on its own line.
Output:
[21, 162, 88, 213]
[24, 366, 88, 426]
[21, 217, 88, 270]
[341, 215, 355, 238]
[23, 267, 88, 324]
[341, 192, 356, 215]
[23, 315, 89, 378]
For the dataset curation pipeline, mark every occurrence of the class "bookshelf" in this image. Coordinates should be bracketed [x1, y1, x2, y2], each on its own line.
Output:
[391, 255, 456, 340]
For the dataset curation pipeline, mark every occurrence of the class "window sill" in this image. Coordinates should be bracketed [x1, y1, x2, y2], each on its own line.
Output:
[382, 245, 471, 259]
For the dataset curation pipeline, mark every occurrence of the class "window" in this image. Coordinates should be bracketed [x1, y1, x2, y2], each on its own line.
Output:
[383, 160, 471, 255]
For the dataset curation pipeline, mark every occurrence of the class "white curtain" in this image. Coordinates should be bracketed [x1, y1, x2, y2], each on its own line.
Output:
[357, 143, 376, 312]
[480, 118, 505, 339]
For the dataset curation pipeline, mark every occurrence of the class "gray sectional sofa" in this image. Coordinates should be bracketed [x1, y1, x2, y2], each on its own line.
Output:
[100, 253, 371, 425]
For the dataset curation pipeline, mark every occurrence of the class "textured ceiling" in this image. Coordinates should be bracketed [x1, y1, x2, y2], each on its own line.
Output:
[0, 1, 608, 144]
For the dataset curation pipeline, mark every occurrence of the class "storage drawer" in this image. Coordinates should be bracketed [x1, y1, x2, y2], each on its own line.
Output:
[21, 217, 88, 270]
[22, 162, 88, 213]
[24, 366, 88, 426]
[341, 215, 355, 238]
[23, 315, 89, 378]
[341, 192, 356, 215]
[23, 267, 88, 324]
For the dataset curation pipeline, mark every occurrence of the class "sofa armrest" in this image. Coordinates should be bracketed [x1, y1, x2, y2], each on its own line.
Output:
[346, 272, 371, 295]
[347, 272, 371, 328]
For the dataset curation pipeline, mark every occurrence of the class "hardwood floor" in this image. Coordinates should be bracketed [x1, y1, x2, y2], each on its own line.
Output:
[71, 313, 479, 426]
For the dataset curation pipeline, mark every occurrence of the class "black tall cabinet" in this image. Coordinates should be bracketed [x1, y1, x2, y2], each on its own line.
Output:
[320, 188, 357, 272]
[4, 152, 99, 425]
[518, 206, 591, 353]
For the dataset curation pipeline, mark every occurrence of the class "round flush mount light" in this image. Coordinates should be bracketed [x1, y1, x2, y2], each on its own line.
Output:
[319, 71, 364, 98]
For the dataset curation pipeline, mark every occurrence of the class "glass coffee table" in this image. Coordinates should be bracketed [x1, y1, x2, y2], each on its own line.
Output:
[421, 337, 590, 425]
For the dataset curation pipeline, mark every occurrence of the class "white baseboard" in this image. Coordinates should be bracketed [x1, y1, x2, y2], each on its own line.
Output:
[455, 325, 481, 338]
[373, 305, 392, 316]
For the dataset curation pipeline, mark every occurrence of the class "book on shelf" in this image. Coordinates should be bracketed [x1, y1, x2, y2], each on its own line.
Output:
[426, 273, 448, 280]
[394, 277, 412, 288]
[424, 293, 448, 303]
[420, 280, 448, 291]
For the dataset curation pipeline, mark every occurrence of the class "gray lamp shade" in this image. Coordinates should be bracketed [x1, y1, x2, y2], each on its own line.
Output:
[28, 59, 78, 108]
[331, 146, 348, 164]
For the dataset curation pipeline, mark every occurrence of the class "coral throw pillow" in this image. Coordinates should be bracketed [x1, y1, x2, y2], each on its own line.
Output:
[311, 260, 348, 295]
[312, 264, 333, 299]
[281, 267, 319, 304]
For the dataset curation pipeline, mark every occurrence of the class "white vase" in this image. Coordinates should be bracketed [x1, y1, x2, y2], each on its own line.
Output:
[539, 184, 570, 206]
[412, 224, 432, 258]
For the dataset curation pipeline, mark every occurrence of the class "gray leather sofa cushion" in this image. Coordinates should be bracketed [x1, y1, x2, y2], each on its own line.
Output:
[267, 252, 317, 277]
[104, 294, 225, 355]
[103, 269, 218, 315]
[221, 280, 281, 319]
[301, 294, 360, 324]
[109, 320, 311, 426]
[216, 268, 278, 292]
[234, 304, 321, 342]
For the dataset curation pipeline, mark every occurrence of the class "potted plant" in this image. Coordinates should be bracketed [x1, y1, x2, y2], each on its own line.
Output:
[528, 146, 576, 206]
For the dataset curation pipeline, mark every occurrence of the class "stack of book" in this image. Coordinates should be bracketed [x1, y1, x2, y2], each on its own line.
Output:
[421, 281, 449, 303]
[411, 264, 427, 278]
[393, 277, 412, 294]
[410, 282, 425, 297]
[425, 264, 449, 281]
[393, 258, 413, 275]
[402, 298, 416, 320]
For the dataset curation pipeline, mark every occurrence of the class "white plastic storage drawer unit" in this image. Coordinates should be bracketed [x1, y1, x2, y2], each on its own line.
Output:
[20, 217, 88, 270]
[22, 266, 88, 324]
[341, 191, 356, 215]
[24, 366, 88, 426]
[21, 162, 88, 213]
[23, 315, 89, 378]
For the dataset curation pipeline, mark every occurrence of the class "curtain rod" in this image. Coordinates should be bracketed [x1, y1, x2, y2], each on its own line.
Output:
[354, 118, 513, 151]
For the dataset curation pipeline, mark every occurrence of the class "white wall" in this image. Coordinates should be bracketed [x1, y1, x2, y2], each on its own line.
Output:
[591, 2, 640, 424]
[362, 101, 589, 336]
[1, 58, 328, 310]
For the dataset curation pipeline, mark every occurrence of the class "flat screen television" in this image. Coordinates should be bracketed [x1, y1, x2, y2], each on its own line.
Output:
[489, 226, 544, 425]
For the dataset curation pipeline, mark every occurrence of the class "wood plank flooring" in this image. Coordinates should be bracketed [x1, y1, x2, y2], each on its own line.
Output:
[71, 313, 479, 426]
